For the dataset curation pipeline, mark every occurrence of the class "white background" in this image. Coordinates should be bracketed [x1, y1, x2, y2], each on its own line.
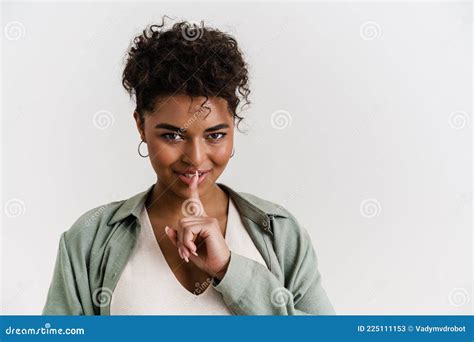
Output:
[1, 1, 472, 315]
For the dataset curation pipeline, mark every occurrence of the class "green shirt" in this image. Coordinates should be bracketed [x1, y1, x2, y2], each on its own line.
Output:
[42, 183, 335, 315]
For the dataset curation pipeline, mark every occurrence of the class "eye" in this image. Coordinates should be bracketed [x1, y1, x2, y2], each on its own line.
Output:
[161, 133, 184, 142]
[207, 132, 226, 141]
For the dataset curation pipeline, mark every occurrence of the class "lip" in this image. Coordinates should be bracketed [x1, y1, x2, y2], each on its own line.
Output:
[174, 170, 210, 186]
[177, 168, 212, 174]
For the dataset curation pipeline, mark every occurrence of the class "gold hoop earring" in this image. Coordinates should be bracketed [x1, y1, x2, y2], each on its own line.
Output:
[138, 140, 149, 158]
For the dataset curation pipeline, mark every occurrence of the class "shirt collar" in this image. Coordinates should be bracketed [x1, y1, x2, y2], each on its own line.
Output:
[108, 183, 289, 232]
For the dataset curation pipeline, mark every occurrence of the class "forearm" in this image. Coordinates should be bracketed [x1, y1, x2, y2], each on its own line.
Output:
[212, 252, 335, 315]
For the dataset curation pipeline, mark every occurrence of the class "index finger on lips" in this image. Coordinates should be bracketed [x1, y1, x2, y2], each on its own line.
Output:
[187, 170, 207, 217]
[188, 170, 200, 200]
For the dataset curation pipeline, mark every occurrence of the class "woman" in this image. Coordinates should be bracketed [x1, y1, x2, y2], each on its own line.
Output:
[42, 18, 335, 315]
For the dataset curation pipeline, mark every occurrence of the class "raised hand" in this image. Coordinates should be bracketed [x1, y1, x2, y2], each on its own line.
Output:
[164, 171, 230, 279]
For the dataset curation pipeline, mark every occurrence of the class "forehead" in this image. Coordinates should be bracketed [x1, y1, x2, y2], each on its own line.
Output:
[150, 94, 232, 124]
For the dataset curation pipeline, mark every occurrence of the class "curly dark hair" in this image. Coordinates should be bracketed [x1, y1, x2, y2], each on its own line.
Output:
[122, 16, 250, 131]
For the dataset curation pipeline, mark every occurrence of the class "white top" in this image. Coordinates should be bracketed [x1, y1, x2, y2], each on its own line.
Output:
[110, 197, 268, 315]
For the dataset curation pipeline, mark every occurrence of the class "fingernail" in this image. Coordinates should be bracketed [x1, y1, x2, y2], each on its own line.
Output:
[191, 250, 198, 256]
[178, 248, 183, 259]
[182, 248, 189, 262]
[165, 226, 169, 234]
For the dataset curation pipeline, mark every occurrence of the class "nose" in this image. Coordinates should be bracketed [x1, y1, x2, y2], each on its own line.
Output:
[181, 138, 206, 166]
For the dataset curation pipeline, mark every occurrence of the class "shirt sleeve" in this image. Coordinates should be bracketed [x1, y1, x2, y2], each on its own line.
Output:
[42, 232, 84, 315]
[212, 228, 335, 315]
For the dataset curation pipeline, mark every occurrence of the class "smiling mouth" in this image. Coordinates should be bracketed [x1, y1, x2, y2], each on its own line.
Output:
[174, 170, 210, 177]
[174, 170, 211, 185]
[179, 172, 204, 178]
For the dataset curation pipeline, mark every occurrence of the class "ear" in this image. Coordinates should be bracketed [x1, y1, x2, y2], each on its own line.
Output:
[133, 111, 146, 142]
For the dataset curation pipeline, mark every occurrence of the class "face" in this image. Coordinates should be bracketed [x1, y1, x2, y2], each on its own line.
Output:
[134, 94, 235, 198]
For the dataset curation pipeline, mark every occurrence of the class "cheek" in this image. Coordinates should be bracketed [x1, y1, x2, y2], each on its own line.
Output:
[147, 142, 179, 167]
[210, 144, 233, 166]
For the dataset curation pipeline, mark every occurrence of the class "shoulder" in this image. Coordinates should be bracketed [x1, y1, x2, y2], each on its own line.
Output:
[61, 200, 126, 249]
[60, 185, 152, 249]
[234, 190, 309, 240]
[235, 191, 316, 270]
[234, 190, 294, 219]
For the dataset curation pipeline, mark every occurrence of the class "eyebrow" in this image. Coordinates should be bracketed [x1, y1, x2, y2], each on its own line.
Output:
[154, 123, 229, 133]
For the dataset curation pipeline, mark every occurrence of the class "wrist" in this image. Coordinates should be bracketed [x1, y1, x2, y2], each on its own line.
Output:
[214, 252, 231, 280]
